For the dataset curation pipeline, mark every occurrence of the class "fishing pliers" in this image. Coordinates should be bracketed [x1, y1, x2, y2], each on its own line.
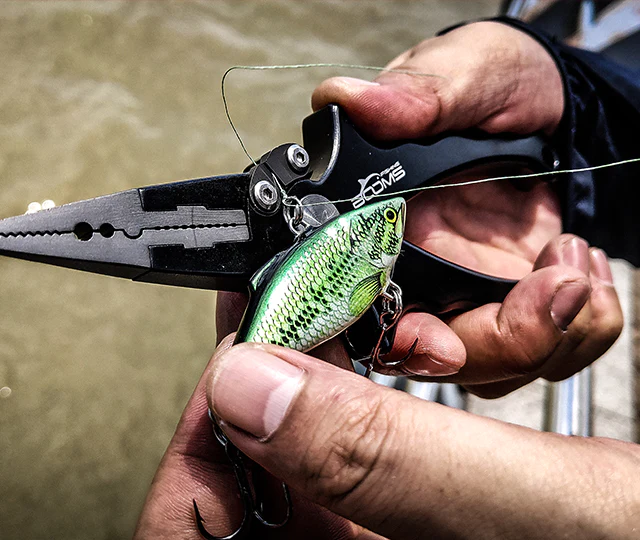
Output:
[0, 103, 558, 356]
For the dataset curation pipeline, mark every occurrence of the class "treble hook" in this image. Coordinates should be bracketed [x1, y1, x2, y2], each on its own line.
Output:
[193, 412, 292, 539]
[363, 281, 418, 378]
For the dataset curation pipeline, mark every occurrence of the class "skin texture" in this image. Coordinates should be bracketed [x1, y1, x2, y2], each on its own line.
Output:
[135, 22, 638, 540]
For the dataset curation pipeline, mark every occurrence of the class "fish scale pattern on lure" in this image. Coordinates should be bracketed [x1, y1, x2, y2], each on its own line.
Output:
[235, 197, 406, 351]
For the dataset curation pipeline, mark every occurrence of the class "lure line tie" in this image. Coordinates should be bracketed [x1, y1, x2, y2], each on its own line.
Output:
[364, 281, 418, 377]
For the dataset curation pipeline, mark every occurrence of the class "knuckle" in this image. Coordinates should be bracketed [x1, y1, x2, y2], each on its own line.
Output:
[544, 313, 623, 383]
[603, 315, 624, 346]
[596, 307, 624, 348]
[300, 388, 396, 510]
[494, 315, 544, 377]
[408, 37, 435, 58]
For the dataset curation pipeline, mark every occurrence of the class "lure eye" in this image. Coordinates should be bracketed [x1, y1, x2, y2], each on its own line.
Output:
[384, 208, 397, 223]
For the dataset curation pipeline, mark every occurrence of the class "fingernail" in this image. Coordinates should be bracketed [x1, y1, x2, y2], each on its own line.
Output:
[550, 281, 590, 330]
[211, 346, 304, 439]
[590, 249, 613, 285]
[338, 76, 380, 87]
[561, 237, 589, 274]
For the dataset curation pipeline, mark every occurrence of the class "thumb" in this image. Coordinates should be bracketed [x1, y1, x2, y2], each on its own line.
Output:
[311, 22, 563, 139]
[207, 343, 561, 539]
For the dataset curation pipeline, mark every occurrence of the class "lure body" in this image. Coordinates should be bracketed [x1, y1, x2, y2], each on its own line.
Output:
[236, 198, 406, 351]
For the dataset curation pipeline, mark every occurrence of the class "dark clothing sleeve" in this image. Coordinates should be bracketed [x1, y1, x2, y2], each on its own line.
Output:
[443, 17, 640, 265]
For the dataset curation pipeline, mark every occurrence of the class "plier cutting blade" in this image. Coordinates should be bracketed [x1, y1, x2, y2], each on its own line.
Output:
[0, 104, 558, 352]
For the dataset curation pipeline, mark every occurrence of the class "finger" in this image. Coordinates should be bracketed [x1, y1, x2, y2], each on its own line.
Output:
[544, 248, 623, 382]
[312, 74, 442, 140]
[312, 22, 563, 140]
[457, 235, 593, 397]
[207, 343, 632, 539]
[312, 335, 355, 372]
[373, 311, 466, 377]
[135, 336, 354, 540]
[215, 291, 248, 342]
[463, 373, 539, 400]
[208, 342, 477, 538]
[511, 235, 621, 383]
[447, 264, 591, 387]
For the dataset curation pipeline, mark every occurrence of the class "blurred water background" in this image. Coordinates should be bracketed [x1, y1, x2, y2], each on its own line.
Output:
[0, 1, 502, 538]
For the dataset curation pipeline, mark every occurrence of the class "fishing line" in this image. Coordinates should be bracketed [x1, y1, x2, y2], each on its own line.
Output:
[221, 63, 448, 166]
[220, 64, 640, 209]
[283, 157, 640, 208]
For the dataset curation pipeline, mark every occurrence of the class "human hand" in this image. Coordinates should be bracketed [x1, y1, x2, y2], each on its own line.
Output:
[311, 21, 622, 396]
[135, 339, 640, 539]
[134, 336, 373, 540]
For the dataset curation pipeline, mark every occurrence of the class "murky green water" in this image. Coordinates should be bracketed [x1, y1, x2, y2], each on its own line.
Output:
[0, 2, 500, 538]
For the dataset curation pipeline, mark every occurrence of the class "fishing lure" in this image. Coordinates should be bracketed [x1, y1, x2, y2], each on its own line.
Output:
[236, 197, 406, 350]
[194, 197, 407, 540]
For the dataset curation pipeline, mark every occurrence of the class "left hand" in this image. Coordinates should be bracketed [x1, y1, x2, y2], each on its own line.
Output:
[133, 336, 370, 540]
[135, 337, 640, 539]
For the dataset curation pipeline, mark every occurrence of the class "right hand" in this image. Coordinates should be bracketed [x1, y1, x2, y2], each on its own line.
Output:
[311, 21, 622, 397]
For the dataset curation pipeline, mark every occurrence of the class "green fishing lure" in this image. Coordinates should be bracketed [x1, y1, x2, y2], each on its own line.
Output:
[235, 197, 406, 351]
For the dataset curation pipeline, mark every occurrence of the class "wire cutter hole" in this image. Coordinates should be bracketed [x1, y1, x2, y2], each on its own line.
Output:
[99, 223, 115, 238]
[73, 222, 93, 241]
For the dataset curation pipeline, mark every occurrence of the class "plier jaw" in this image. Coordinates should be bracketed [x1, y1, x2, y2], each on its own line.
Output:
[0, 173, 291, 291]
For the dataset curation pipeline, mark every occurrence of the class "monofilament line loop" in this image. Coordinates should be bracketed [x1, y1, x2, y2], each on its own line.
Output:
[221, 63, 448, 165]
[220, 64, 640, 209]
[280, 157, 640, 209]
